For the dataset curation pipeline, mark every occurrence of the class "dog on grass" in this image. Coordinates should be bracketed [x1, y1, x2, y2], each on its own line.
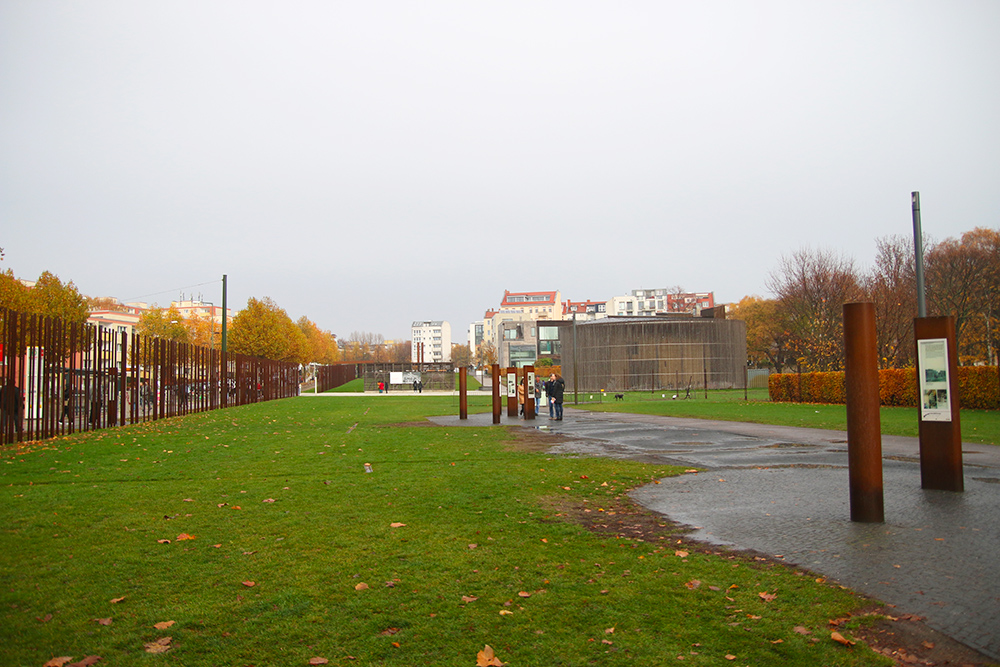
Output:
[614, 393, 624, 401]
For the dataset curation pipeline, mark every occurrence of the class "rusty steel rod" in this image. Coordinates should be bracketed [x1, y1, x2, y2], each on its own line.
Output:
[844, 302, 885, 523]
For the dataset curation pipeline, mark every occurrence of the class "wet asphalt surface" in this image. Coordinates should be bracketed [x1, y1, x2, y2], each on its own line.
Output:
[430, 408, 1000, 661]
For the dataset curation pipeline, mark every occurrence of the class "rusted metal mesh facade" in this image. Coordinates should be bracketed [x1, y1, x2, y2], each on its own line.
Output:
[1, 308, 300, 445]
[361, 362, 454, 391]
[315, 363, 360, 392]
[559, 318, 747, 392]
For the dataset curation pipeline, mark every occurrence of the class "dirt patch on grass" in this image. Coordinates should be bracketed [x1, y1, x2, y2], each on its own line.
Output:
[383, 421, 439, 428]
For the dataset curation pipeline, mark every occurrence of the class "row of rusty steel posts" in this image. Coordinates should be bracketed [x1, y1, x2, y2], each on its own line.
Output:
[465, 364, 537, 424]
[844, 303, 964, 523]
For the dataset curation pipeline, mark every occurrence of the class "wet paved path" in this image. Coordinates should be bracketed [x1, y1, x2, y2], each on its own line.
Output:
[430, 409, 1000, 660]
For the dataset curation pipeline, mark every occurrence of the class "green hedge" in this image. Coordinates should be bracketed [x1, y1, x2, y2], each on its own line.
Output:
[768, 366, 999, 409]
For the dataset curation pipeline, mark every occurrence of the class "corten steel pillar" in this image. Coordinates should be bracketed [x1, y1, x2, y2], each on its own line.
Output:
[458, 369, 468, 420]
[506, 368, 518, 418]
[491, 364, 501, 424]
[914, 316, 964, 491]
[523, 366, 535, 420]
[844, 302, 885, 523]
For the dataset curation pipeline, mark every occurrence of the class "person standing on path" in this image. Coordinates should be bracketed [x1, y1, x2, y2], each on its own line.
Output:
[544, 375, 554, 419]
[549, 373, 565, 421]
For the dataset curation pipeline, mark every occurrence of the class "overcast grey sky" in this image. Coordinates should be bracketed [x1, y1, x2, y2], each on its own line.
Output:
[2, 1, 998, 341]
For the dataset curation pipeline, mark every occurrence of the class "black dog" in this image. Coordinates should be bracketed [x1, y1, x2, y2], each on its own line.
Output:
[614, 393, 624, 401]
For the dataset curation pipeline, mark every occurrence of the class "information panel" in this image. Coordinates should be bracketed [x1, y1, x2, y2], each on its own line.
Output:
[917, 338, 951, 422]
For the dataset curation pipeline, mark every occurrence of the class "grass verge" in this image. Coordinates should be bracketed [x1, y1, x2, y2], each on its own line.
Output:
[2, 397, 893, 666]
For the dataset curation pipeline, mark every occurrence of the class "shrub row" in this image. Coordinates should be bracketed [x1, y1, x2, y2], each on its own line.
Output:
[768, 366, 999, 409]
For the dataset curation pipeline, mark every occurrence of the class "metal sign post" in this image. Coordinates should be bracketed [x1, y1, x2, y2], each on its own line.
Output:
[914, 316, 964, 491]
[524, 366, 535, 420]
[506, 368, 518, 418]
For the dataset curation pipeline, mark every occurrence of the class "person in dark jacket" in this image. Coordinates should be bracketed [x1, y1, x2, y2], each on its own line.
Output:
[543, 376, 554, 419]
[549, 373, 565, 421]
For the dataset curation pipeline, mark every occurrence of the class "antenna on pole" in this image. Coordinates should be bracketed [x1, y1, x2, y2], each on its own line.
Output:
[912, 192, 927, 318]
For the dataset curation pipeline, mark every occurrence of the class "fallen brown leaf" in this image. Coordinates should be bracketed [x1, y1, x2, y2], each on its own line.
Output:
[724, 654, 736, 660]
[67, 657, 101, 667]
[176, 533, 195, 541]
[685, 580, 701, 590]
[242, 581, 255, 587]
[355, 582, 369, 591]
[144, 636, 172, 654]
[37, 613, 53, 623]
[95, 618, 112, 626]
[379, 627, 400, 636]
[477, 644, 503, 667]
[308, 658, 329, 665]
[831, 631, 856, 647]
[675, 550, 689, 558]
[390, 522, 406, 528]
[262, 498, 276, 503]
[109, 597, 125, 604]
[793, 626, 811, 635]
[462, 595, 479, 603]
[518, 591, 531, 598]
[156, 539, 170, 544]
[758, 592, 777, 602]
[43, 658, 73, 667]
[153, 620, 175, 630]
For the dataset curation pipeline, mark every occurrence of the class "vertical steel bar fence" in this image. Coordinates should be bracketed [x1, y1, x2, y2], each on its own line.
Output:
[0, 307, 300, 446]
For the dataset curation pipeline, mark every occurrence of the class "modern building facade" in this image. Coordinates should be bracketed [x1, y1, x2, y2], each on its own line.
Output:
[411, 320, 451, 363]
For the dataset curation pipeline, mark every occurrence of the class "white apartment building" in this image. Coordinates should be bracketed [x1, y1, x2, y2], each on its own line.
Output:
[609, 289, 716, 317]
[411, 320, 451, 363]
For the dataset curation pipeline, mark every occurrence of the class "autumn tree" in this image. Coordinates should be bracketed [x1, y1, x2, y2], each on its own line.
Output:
[727, 295, 795, 371]
[388, 340, 411, 363]
[137, 306, 190, 343]
[228, 297, 308, 363]
[343, 331, 385, 361]
[87, 296, 132, 312]
[296, 317, 340, 364]
[184, 313, 221, 349]
[766, 248, 862, 371]
[474, 341, 498, 368]
[925, 227, 1000, 364]
[451, 343, 472, 368]
[0, 269, 31, 313]
[864, 235, 917, 368]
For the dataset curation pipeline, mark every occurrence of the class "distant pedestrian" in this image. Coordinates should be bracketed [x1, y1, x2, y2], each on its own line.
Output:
[417, 380, 423, 393]
[544, 375, 555, 419]
[550, 373, 565, 421]
[413, 380, 419, 393]
[61, 384, 72, 423]
[0, 382, 24, 435]
[378, 380, 384, 394]
[517, 382, 526, 416]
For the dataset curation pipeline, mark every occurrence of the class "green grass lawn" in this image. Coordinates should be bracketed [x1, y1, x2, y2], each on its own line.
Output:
[326, 374, 482, 393]
[568, 389, 1000, 446]
[0, 397, 892, 666]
